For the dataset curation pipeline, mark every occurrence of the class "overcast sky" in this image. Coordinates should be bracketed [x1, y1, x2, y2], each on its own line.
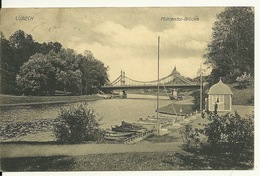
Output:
[1, 7, 224, 82]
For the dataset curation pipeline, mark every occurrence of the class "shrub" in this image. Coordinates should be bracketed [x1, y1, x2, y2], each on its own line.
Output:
[180, 124, 201, 148]
[54, 104, 104, 144]
[236, 72, 252, 89]
[204, 112, 254, 150]
[181, 112, 254, 152]
[191, 90, 207, 111]
[179, 112, 254, 169]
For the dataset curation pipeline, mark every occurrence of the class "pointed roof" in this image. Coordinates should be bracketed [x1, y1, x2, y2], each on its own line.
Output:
[171, 66, 180, 75]
[208, 78, 233, 95]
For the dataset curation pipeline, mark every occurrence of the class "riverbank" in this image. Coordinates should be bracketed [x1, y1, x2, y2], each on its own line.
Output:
[0, 94, 102, 106]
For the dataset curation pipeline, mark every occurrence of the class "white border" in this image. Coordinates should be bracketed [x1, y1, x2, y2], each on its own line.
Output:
[1, 1, 260, 176]
[1, 0, 259, 8]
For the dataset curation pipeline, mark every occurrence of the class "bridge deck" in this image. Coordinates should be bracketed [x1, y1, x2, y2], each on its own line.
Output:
[101, 84, 200, 90]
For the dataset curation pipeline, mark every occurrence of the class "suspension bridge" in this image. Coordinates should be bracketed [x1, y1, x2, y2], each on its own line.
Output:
[101, 67, 201, 90]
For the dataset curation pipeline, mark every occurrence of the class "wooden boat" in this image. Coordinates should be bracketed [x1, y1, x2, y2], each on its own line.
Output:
[111, 121, 147, 132]
[105, 131, 135, 137]
[136, 118, 158, 125]
[104, 130, 136, 141]
[104, 136, 127, 141]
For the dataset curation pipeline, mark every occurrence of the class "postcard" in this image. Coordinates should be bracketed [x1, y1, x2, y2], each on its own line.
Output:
[0, 3, 257, 176]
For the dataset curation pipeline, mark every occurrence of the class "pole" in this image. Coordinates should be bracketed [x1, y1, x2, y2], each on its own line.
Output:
[157, 36, 160, 135]
[200, 63, 203, 112]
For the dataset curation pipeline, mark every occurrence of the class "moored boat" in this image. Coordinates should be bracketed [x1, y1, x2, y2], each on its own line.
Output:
[111, 121, 147, 132]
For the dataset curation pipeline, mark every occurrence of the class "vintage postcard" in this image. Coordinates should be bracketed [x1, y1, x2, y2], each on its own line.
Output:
[0, 5, 256, 175]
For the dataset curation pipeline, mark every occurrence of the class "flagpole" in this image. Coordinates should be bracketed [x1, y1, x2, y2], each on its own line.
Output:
[157, 36, 160, 135]
[200, 63, 203, 112]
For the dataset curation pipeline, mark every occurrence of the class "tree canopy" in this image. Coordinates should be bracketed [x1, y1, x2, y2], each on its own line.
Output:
[204, 7, 254, 85]
[1, 30, 109, 95]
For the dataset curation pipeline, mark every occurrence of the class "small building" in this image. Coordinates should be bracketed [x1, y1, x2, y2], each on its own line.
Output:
[207, 78, 233, 112]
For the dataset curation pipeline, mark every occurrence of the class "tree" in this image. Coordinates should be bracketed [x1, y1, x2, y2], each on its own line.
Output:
[16, 50, 83, 95]
[9, 30, 37, 70]
[54, 104, 104, 144]
[16, 53, 57, 95]
[1, 30, 40, 94]
[0, 32, 17, 94]
[192, 90, 207, 111]
[204, 7, 254, 85]
[38, 41, 62, 54]
[79, 50, 109, 94]
[2, 30, 109, 95]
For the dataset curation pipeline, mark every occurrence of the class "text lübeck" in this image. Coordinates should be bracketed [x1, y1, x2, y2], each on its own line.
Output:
[16, 16, 34, 21]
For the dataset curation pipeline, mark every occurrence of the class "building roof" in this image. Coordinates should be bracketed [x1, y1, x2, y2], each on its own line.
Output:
[208, 78, 233, 95]
[158, 103, 194, 116]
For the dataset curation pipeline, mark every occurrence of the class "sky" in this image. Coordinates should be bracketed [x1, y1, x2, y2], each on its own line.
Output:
[1, 7, 224, 82]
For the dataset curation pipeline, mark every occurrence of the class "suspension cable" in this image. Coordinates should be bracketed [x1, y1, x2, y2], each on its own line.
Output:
[124, 74, 172, 84]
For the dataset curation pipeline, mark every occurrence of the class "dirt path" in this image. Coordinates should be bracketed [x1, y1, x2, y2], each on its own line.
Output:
[0, 140, 183, 158]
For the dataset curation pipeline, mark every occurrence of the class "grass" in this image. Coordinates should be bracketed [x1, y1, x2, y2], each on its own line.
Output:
[229, 83, 254, 105]
[1, 148, 253, 171]
[0, 94, 101, 105]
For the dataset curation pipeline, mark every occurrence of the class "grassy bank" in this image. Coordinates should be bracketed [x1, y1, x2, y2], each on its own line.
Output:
[0, 94, 101, 106]
[229, 83, 254, 105]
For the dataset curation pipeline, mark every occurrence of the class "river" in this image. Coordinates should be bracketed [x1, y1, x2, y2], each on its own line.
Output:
[0, 94, 172, 129]
[0, 94, 253, 129]
[0, 94, 254, 142]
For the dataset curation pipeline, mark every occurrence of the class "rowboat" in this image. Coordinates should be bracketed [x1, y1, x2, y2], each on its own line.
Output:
[105, 131, 135, 137]
[111, 121, 147, 132]
[104, 130, 136, 141]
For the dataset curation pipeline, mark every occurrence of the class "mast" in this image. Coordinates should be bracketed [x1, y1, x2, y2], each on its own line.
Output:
[200, 63, 203, 112]
[157, 36, 160, 136]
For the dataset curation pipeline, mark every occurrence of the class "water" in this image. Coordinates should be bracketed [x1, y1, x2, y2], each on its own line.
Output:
[88, 97, 171, 129]
[0, 94, 254, 129]
[0, 94, 171, 129]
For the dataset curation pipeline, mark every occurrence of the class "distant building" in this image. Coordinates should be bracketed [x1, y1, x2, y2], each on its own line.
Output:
[207, 78, 233, 112]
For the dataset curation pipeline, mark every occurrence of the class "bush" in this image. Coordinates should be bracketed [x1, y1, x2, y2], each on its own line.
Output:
[180, 124, 201, 148]
[179, 113, 254, 169]
[191, 90, 207, 111]
[236, 72, 252, 89]
[204, 112, 254, 150]
[183, 112, 254, 152]
[54, 104, 104, 144]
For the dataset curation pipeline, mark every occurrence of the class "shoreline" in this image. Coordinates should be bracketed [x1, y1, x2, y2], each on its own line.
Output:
[0, 98, 100, 107]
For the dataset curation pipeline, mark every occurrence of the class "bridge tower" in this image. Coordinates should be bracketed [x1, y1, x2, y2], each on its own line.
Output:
[120, 70, 125, 86]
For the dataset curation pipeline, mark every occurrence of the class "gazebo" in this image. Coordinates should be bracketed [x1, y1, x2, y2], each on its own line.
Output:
[207, 78, 233, 112]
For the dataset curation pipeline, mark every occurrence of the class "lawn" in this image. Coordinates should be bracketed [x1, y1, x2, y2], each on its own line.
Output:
[1, 149, 253, 171]
[228, 82, 254, 105]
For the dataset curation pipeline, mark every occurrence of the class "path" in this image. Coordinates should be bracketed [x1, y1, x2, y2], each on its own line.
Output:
[0, 140, 183, 158]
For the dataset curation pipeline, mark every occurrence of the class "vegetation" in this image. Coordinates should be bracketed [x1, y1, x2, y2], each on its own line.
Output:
[182, 112, 254, 149]
[54, 104, 104, 144]
[0, 94, 100, 105]
[191, 90, 206, 111]
[236, 72, 252, 89]
[180, 124, 201, 148]
[204, 7, 254, 85]
[1, 149, 253, 171]
[180, 112, 254, 169]
[229, 82, 254, 105]
[0, 30, 109, 95]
